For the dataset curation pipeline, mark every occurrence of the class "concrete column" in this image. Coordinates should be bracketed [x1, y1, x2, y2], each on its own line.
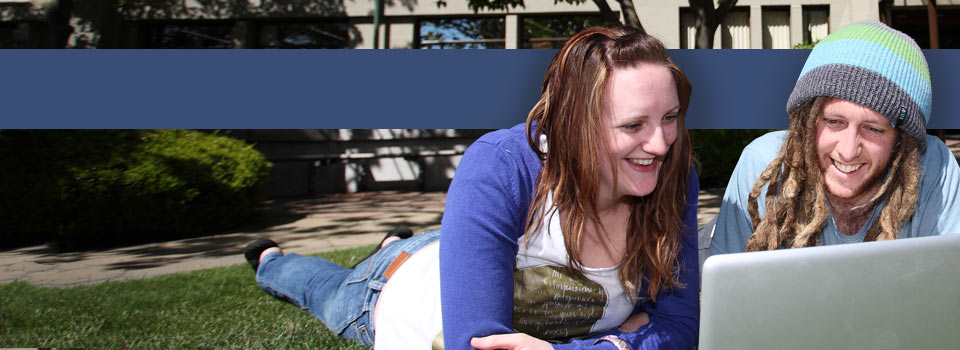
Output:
[505, 14, 518, 49]
[790, 4, 802, 47]
[387, 20, 415, 49]
[750, 5, 762, 49]
[851, 0, 880, 23]
[355, 22, 375, 49]
[378, 20, 387, 49]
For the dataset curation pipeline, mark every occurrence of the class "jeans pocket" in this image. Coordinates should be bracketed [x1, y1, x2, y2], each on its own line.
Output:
[339, 315, 375, 347]
[335, 286, 377, 346]
[344, 264, 373, 285]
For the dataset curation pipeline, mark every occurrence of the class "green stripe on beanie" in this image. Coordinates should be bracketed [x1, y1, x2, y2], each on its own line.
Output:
[818, 23, 930, 83]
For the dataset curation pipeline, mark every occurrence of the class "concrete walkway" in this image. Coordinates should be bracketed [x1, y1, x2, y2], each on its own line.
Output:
[0, 189, 724, 288]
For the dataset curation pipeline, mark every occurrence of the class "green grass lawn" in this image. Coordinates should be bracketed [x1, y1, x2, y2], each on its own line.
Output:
[0, 246, 376, 349]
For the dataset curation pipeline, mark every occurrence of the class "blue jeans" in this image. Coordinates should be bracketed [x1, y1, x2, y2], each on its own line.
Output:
[255, 230, 441, 346]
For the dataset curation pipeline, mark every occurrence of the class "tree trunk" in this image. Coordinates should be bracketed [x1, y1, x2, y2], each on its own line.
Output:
[592, 0, 622, 26]
[615, 0, 646, 34]
[927, 0, 939, 49]
[690, 0, 739, 49]
[695, 22, 716, 49]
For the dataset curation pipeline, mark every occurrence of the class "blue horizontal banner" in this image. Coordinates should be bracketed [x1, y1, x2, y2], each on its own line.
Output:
[0, 49, 957, 129]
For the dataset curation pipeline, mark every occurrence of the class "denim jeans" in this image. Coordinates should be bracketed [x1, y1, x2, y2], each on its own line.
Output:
[255, 230, 441, 346]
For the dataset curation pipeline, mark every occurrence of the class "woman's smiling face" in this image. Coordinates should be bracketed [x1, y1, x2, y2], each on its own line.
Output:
[597, 63, 679, 200]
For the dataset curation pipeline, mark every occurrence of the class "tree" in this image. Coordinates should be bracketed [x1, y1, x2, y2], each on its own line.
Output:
[457, 0, 740, 49]
[688, 0, 739, 49]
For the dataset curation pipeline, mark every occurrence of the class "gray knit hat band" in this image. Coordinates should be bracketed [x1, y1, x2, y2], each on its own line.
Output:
[788, 64, 926, 148]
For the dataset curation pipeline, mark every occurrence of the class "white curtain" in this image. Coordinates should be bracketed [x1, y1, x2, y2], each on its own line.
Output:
[805, 8, 829, 43]
[762, 9, 790, 49]
[722, 10, 750, 49]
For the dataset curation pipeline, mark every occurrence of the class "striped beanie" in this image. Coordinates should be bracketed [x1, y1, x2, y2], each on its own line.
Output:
[786, 21, 931, 149]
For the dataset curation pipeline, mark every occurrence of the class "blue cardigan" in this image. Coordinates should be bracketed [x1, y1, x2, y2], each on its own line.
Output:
[439, 123, 700, 350]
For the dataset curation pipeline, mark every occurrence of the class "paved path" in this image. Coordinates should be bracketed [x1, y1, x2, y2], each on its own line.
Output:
[0, 191, 445, 287]
[0, 189, 724, 288]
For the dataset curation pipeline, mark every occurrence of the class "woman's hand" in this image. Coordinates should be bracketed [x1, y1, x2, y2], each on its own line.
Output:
[470, 333, 553, 350]
[618, 312, 650, 332]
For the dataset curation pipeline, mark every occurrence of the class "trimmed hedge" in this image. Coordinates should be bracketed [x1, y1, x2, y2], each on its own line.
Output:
[0, 130, 272, 249]
[690, 129, 776, 189]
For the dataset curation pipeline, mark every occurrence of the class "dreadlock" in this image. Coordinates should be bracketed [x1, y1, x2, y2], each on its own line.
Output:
[746, 97, 921, 251]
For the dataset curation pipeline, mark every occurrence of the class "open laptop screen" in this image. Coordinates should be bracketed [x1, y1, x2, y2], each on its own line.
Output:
[699, 234, 960, 350]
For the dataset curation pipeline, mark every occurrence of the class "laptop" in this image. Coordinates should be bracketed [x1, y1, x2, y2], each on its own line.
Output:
[699, 234, 960, 350]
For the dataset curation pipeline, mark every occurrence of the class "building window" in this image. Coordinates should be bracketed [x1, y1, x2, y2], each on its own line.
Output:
[680, 8, 749, 49]
[0, 22, 26, 48]
[520, 14, 605, 49]
[258, 22, 351, 49]
[418, 17, 505, 49]
[144, 22, 235, 49]
[762, 7, 790, 49]
[802, 6, 829, 45]
[890, 6, 960, 48]
[721, 8, 750, 49]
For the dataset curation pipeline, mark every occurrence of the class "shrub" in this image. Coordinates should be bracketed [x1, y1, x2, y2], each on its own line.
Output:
[690, 129, 775, 189]
[0, 130, 272, 249]
[792, 40, 819, 49]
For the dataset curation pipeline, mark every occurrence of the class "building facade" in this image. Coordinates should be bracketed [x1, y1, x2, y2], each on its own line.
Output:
[1, 0, 957, 49]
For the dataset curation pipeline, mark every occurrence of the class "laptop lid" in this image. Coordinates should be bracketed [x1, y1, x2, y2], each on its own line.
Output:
[699, 234, 960, 350]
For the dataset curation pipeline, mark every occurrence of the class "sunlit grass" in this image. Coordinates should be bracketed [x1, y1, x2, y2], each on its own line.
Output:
[0, 246, 375, 349]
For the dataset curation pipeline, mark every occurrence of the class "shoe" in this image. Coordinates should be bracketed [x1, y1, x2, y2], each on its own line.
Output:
[243, 238, 279, 272]
[351, 227, 413, 268]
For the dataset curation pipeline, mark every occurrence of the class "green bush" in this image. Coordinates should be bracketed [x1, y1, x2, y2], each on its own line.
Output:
[792, 40, 819, 49]
[690, 129, 776, 189]
[0, 130, 272, 249]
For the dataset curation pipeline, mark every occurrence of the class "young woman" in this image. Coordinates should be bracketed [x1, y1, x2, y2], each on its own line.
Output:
[244, 25, 700, 350]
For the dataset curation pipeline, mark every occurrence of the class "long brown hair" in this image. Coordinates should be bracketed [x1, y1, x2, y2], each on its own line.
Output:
[523, 26, 694, 301]
[746, 97, 921, 251]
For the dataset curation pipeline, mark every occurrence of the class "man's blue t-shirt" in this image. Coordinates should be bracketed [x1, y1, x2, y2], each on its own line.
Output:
[710, 130, 960, 255]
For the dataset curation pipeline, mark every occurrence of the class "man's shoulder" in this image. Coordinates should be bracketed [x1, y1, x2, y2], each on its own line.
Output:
[738, 130, 788, 166]
[920, 135, 956, 170]
[915, 135, 960, 198]
[744, 130, 788, 153]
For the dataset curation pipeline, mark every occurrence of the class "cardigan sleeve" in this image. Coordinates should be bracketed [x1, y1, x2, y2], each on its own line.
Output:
[439, 139, 531, 350]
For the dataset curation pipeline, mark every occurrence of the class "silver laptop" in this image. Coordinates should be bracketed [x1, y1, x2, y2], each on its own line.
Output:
[699, 234, 960, 350]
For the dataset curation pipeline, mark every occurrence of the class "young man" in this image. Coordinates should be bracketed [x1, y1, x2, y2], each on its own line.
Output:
[707, 21, 960, 258]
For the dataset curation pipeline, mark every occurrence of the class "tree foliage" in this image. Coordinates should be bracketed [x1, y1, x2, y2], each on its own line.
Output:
[0, 130, 272, 250]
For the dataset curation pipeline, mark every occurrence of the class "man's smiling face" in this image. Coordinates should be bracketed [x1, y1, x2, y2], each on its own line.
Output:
[815, 98, 898, 202]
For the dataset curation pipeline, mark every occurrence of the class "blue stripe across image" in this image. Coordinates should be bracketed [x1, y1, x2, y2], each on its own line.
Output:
[0, 50, 957, 129]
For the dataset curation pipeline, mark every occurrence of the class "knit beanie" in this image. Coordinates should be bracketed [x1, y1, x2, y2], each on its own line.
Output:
[786, 21, 931, 149]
